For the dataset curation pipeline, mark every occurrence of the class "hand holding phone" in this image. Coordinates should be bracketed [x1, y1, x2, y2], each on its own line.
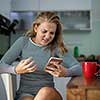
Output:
[44, 57, 64, 76]
[47, 57, 63, 66]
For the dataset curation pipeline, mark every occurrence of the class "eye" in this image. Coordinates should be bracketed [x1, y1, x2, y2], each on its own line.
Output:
[50, 32, 55, 35]
[41, 29, 47, 33]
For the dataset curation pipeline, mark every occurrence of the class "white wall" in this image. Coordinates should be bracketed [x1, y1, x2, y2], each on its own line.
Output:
[0, 0, 11, 17]
[54, 77, 71, 100]
[63, 0, 100, 56]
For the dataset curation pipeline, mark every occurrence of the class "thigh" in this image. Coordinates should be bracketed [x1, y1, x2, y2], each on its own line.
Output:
[20, 96, 34, 100]
[34, 87, 62, 100]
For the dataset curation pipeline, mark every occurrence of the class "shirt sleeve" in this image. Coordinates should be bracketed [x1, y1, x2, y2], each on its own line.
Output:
[62, 51, 82, 77]
[0, 36, 28, 74]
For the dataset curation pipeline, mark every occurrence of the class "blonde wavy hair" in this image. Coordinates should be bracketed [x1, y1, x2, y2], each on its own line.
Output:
[25, 12, 68, 55]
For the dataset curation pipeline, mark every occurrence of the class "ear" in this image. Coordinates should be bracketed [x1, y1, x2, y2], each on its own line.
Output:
[34, 24, 38, 33]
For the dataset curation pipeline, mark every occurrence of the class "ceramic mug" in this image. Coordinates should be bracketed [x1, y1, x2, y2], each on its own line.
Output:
[82, 62, 100, 78]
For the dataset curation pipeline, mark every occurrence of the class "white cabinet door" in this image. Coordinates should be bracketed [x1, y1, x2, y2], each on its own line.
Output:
[11, 0, 91, 11]
[11, 0, 39, 11]
[40, 0, 91, 11]
[0, 0, 11, 18]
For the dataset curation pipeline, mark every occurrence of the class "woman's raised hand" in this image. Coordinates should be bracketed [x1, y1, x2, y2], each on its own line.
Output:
[15, 57, 37, 74]
[45, 62, 66, 77]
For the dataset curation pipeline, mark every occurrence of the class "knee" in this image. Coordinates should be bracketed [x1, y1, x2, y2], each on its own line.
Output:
[39, 87, 54, 95]
[37, 87, 62, 100]
[35, 87, 62, 100]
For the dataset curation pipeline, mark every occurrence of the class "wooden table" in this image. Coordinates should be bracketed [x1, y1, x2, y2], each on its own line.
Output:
[66, 76, 100, 100]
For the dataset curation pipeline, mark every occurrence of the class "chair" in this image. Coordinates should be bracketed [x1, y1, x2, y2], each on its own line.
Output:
[0, 73, 14, 100]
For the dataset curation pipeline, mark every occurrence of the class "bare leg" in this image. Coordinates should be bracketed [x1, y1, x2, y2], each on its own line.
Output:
[20, 96, 34, 100]
[34, 87, 62, 100]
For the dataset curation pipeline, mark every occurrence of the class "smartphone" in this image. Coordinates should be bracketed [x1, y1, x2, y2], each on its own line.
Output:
[47, 57, 63, 65]
[44, 57, 63, 71]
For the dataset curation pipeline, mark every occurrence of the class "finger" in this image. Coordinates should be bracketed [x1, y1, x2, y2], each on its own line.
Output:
[45, 69, 54, 75]
[45, 65, 58, 72]
[51, 71, 61, 77]
[45, 69, 59, 77]
[20, 59, 25, 63]
[24, 61, 35, 69]
[46, 63, 61, 72]
[27, 65, 37, 72]
[23, 57, 33, 65]
[52, 63, 61, 70]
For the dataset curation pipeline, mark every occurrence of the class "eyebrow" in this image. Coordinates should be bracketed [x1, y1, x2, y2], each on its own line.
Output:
[41, 29, 55, 33]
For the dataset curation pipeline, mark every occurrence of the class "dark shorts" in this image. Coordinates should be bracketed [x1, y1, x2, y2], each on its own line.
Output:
[14, 93, 36, 100]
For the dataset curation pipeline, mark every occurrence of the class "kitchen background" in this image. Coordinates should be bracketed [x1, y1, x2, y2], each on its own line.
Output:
[0, 0, 100, 100]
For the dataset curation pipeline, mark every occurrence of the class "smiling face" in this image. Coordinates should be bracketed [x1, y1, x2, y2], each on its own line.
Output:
[33, 21, 57, 46]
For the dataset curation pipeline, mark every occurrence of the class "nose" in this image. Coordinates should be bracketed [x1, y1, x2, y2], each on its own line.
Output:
[45, 32, 51, 39]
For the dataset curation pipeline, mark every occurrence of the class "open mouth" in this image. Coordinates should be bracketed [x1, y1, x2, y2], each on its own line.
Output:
[42, 39, 49, 43]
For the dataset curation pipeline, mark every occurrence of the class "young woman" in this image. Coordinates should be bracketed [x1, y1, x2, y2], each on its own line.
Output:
[0, 12, 82, 100]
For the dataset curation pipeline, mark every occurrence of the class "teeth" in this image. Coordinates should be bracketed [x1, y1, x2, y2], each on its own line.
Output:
[43, 39, 48, 42]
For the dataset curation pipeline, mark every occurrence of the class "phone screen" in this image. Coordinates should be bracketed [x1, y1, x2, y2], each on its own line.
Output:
[47, 57, 63, 65]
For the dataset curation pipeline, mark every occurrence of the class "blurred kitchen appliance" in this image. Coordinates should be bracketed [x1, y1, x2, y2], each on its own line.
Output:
[0, 14, 19, 48]
[10, 11, 37, 31]
[0, 14, 19, 35]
